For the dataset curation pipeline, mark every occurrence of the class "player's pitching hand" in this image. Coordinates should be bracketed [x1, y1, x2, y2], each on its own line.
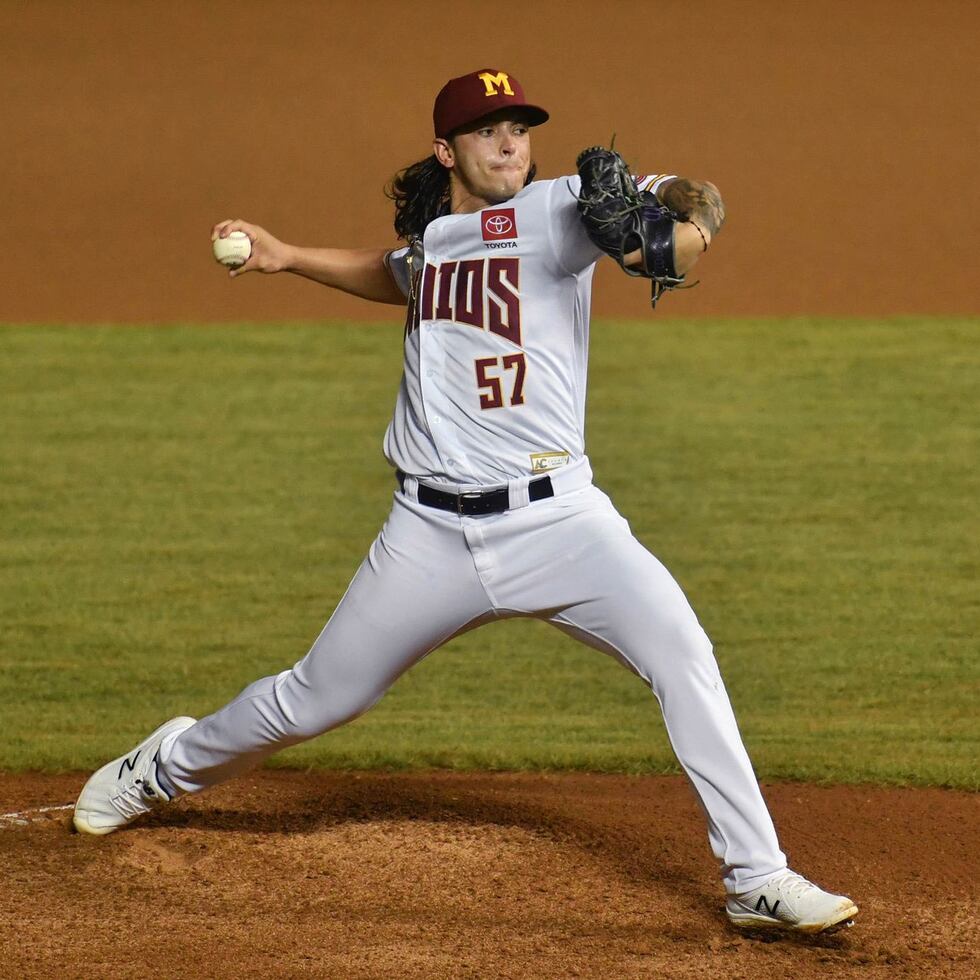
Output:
[211, 219, 292, 278]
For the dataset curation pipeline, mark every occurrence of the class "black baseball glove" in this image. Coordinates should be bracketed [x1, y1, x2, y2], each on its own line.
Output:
[575, 146, 689, 308]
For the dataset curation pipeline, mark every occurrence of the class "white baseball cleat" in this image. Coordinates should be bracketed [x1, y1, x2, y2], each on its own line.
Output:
[73, 716, 196, 836]
[726, 869, 858, 934]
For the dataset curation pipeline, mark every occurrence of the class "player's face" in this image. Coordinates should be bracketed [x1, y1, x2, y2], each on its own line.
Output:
[437, 110, 532, 210]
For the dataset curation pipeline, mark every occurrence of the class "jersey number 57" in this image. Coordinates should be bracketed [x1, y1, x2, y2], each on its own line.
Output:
[474, 354, 527, 410]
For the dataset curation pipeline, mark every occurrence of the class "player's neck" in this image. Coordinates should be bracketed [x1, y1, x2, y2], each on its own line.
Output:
[448, 179, 513, 215]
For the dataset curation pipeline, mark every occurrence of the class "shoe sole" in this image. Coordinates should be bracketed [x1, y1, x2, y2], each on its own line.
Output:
[728, 902, 858, 935]
[73, 716, 196, 836]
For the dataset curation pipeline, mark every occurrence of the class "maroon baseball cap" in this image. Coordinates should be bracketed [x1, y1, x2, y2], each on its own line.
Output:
[433, 68, 549, 139]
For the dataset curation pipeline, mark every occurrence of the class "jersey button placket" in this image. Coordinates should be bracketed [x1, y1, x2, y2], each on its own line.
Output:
[419, 322, 461, 475]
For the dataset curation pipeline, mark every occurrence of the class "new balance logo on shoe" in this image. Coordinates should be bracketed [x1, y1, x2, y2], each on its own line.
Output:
[755, 896, 781, 917]
[73, 717, 196, 836]
[117, 750, 141, 779]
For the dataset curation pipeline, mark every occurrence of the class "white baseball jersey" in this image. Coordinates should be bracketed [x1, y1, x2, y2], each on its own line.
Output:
[384, 174, 674, 487]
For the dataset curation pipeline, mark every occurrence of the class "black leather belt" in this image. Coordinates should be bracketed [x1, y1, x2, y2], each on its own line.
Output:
[397, 470, 554, 515]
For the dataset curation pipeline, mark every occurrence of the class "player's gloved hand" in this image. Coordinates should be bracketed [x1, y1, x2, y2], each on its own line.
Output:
[211, 219, 293, 278]
[575, 146, 688, 309]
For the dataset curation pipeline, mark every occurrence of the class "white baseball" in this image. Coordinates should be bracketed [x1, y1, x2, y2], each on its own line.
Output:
[213, 231, 252, 269]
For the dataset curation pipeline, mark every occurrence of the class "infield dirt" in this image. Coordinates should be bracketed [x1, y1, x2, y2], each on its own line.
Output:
[2, 771, 977, 978]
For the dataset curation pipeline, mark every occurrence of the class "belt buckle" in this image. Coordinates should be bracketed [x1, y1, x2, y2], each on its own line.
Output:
[457, 491, 483, 515]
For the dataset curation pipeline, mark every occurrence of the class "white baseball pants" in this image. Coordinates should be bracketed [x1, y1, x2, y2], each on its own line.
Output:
[162, 469, 786, 892]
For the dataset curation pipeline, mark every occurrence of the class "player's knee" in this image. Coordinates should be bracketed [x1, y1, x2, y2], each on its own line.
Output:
[644, 590, 712, 651]
[277, 674, 385, 739]
[681, 620, 714, 660]
[668, 620, 715, 673]
[624, 610, 715, 679]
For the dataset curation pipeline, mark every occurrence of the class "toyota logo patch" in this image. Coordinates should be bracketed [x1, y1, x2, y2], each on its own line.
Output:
[481, 208, 518, 241]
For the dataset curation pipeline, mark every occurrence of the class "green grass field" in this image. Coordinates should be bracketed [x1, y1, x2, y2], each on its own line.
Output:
[1, 318, 976, 788]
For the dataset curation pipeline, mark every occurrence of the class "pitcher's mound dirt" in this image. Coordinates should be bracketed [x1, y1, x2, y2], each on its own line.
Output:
[1, 771, 977, 978]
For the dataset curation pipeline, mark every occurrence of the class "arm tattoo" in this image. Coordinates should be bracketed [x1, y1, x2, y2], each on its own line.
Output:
[658, 178, 726, 237]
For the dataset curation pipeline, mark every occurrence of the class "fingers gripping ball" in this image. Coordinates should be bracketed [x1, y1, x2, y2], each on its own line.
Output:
[212, 231, 252, 269]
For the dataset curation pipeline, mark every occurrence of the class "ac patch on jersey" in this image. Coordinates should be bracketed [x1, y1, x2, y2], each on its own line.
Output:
[530, 451, 570, 473]
[482, 208, 518, 242]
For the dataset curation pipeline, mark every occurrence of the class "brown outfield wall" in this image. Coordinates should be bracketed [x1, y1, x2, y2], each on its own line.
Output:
[1, 0, 977, 324]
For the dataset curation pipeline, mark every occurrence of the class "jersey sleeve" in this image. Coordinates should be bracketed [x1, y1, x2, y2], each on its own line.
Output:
[384, 246, 411, 298]
[546, 176, 604, 275]
[634, 173, 677, 197]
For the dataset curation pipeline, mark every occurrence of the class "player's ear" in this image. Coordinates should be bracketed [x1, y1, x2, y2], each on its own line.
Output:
[433, 138, 454, 169]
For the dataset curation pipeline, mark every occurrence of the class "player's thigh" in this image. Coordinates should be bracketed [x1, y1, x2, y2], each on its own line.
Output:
[530, 490, 715, 688]
[289, 493, 492, 711]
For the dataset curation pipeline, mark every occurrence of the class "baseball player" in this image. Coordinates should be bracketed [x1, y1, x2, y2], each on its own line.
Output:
[74, 69, 857, 934]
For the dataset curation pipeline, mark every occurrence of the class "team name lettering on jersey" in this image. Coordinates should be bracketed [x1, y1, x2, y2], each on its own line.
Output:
[404, 258, 521, 345]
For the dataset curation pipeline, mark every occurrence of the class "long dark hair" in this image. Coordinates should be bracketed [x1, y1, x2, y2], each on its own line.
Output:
[386, 154, 537, 241]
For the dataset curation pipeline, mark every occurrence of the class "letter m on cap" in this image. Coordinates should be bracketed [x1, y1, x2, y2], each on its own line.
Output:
[478, 71, 514, 97]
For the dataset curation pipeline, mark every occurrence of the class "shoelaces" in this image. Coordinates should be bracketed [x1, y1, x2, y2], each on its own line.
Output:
[762, 871, 818, 902]
[109, 769, 156, 819]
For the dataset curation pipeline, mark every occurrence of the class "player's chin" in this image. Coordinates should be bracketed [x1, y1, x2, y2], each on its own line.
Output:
[487, 173, 526, 203]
